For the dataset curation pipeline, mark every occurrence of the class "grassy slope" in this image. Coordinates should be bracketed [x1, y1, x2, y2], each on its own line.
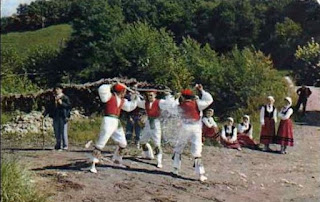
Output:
[1, 24, 72, 56]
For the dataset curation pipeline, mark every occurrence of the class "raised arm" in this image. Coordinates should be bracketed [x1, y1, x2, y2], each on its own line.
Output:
[159, 94, 177, 111]
[122, 99, 137, 112]
[98, 84, 112, 103]
[196, 90, 213, 111]
[137, 96, 146, 109]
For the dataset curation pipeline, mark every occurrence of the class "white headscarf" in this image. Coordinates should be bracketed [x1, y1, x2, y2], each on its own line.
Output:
[284, 97, 292, 107]
[267, 96, 275, 103]
[227, 117, 234, 123]
[243, 115, 250, 123]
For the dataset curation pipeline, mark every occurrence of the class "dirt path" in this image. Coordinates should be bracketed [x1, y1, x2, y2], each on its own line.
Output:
[2, 87, 320, 202]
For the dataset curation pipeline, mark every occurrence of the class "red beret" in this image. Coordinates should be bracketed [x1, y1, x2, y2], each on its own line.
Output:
[181, 89, 193, 96]
[113, 83, 126, 92]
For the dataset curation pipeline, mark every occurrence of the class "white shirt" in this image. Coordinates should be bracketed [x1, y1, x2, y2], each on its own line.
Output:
[202, 117, 218, 128]
[221, 125, 237, 142]
[260, 105, 277, 125]
[137, 95, 176, 112]
[237, 123, 253, 139]
[278, 106, 293, 120]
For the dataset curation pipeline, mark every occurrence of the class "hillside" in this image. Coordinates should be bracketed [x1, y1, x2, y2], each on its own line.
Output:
[1, 24, 72, 56]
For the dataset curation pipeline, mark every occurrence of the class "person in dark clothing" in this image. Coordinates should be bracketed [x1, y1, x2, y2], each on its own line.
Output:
[125, 108, 145, 148]
[43, 84, 71, 150]
[295, 85, 312, 115]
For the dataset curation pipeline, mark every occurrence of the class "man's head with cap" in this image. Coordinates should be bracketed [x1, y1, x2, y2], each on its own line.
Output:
[113, 83, 127, 97]
[181, 89, 195, 100]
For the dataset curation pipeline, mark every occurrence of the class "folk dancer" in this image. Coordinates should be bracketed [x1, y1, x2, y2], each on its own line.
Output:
[237, 115, 257, 148]
[89, 83, 138, 173]
[137, 90, 175, 168]
[172, 84, 213, 182]
[260, 96, 277, 151]
[276, 97, 294, 154]
[202, 109, 219, 143]
[221, 117, 242, 151]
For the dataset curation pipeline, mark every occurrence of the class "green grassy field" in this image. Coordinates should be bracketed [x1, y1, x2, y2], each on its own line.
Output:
[1, 24, 72, 56]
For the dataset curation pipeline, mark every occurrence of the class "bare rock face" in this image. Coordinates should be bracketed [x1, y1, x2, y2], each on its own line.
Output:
[1, 109, 87, 135]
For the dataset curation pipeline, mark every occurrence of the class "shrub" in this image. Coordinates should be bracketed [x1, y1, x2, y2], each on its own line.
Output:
[1, 156, 47, 202]
[180, 37, 289, 118]
[294, 38, 320, 85]
[1, 48, 39, 95]
[110, 22, 193, 90]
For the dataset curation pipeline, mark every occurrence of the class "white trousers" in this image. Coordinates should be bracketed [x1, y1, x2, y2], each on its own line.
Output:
[174, 122, 202, 158]
[139, 118, 161, 147]
[95, 116, 127, 150]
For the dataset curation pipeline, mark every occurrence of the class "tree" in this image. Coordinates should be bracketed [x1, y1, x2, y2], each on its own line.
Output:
[294, 38, 320, 85]
[60, 0, 124, 82]
[110, 22, 192, 90]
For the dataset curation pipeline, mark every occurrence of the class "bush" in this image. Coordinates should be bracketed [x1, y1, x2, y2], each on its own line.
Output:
[1, 48, 39, 95]
[294, 38, 320, 85]
[1, 156, 47, 202]
[68, 116, 102, 144]
[110, 22, 192, 90]
[180, 37, 289, 117]
[24, 45, 60, 87]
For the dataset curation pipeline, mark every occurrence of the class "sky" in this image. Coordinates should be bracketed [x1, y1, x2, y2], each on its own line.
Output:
[1, 0, 35, 17]
[1, 0, 320, 17]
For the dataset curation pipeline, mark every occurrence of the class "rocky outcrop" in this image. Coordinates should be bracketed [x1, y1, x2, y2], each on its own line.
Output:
[1, 110, 87, 135]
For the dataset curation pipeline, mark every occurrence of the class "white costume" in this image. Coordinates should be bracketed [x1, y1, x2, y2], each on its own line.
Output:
[90, 84, 137, 173]
[137, 94, 175, 168]
[172, 89, 213, 182]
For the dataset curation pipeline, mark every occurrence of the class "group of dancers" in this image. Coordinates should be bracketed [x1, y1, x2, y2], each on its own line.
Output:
[88, 82, 294, 182]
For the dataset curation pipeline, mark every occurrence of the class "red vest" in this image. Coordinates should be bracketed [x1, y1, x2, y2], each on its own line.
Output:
[104, 95, 125, 117]
[179, 100, 200, 121]
[145, 99, 161, 118]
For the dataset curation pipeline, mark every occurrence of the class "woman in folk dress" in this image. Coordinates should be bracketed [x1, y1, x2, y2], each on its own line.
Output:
[221, 117, 241, 151]
[276, 97, 294, 154]
[202, 109, 219, 143]
[237, 115, 258, 148]
[260, 96, 277, 151]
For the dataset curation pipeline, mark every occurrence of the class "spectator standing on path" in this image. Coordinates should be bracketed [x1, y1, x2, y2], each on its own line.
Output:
[43, 84, 71, 151]
[295, 85, 312, 115]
